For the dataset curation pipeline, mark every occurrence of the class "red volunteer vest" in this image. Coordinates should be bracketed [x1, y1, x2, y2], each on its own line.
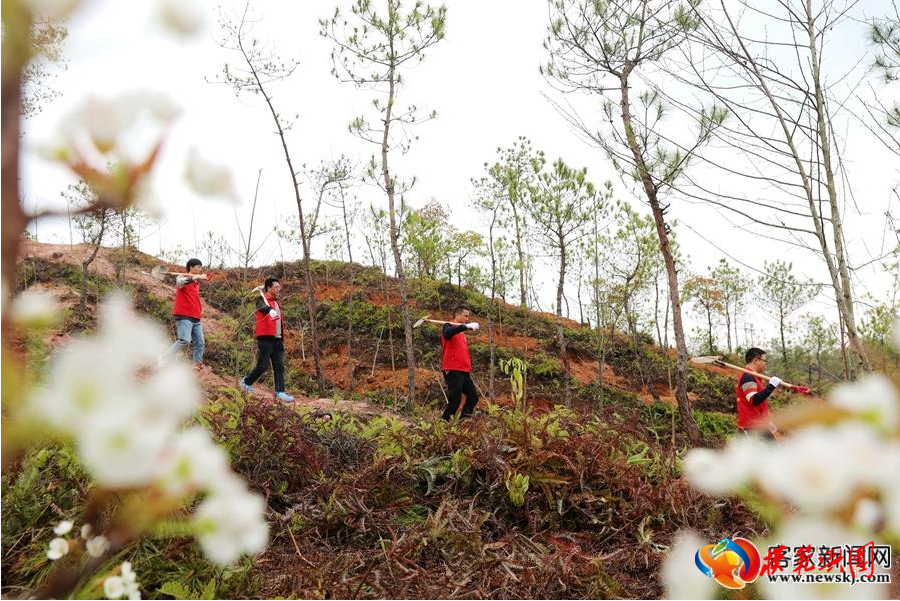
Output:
[736, 374, 768, 429]
[441, 329, 471, 372]
[254, 295, 282, 338]
[172, 280, 201, 319]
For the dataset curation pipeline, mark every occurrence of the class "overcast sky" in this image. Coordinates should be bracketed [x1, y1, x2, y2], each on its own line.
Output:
[20, 0, 900, 348]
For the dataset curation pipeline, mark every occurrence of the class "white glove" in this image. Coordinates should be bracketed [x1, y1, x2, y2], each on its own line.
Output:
[268, 308, 279, 320]
[466, 322, 480, 331]
[768, 376, 782, 388]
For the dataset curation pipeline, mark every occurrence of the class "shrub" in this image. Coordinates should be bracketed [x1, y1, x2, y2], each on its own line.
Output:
[529, 353, 563, 381]
[199, 390, 325, 508]
[316, 299, 396, 337]
[686, 367, 734, 412]
[1, 445, 92, 588]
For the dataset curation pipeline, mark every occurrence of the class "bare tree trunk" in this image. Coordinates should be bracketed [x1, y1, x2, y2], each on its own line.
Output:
[592, 212, 605, 409]
[724, 304, 732, 354]
[1, 53, 25, 315]
[732, 303, 739, 351]
[511, 204, 528, 309]
[654, 276, 664, 347]
[577, 270, 584, 325]
[487, 214, 498, 403]
[619, 71, 699, 443]
[80, 227, 105, 309]
[556, 231, 571, 408]
[838, 305, 851, 380]
[381, 61, 416, 414]
[341, 192, 356, 393]
[711, 1, 871, 373]
[237, 34, 325, 394]
[779, 307, 788, 370]
[805, 0, 870, 372]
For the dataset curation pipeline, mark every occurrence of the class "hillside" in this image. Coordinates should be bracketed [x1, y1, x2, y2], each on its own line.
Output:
[5, 241, 774, 598]
[14, 241, 761, 417]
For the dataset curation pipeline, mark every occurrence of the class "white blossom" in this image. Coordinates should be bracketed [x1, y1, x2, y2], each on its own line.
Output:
[27, 339, 127, 434]
[23, 0, 79, 19]
[97, 294, 170, 364]
[120, 562, 140, 599]
[661, 530, 715, 600]
[158, 428, 230, 496]
[156, 0, 205, 37]
[104, 576, 125, 599]
[29, 294, 197, 440]
[757, 425, 867, 513]
[54, 92, 180, 162]
[194, 479, 269, 565]
[86, 535, 110, 558]
[131, 181, 165, 218]
[120, 90, 181, 123]
[682, 436, 764, 496]
[47, 537, 69, 560]
[10, 289, 60, 328]
[851, 498, 881, 532]
[829, 424, 900, 490]
[121, 561, 135, 583]
[78, 410, 171, 488]
[138, 363, 202, 428]
[184, 147, 236, 200]
[829, 374, 900, 431]
[32, 132, 74, 163]
[53, 520, 73, 535]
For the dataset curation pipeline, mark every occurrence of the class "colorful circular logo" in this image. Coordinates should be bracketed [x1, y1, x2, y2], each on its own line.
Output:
[694, 537, 762, 589]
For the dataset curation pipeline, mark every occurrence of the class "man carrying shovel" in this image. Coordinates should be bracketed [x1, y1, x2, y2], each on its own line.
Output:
[434, 304, 480, 420]
[737, 347, 782, 439]
[239, 277, 295, 402]
[160, 258, 209, 366]
[692, 349, 809, 439]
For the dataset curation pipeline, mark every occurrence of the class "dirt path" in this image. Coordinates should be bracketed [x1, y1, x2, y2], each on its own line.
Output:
[194, 364, 413, 424]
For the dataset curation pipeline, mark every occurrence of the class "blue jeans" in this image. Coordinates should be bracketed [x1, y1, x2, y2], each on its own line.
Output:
[164, 318, 205, 363]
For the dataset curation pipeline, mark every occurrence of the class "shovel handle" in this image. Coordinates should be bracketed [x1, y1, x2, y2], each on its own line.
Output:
[712, 359, 810, 394]
[424, 318, 465, 326]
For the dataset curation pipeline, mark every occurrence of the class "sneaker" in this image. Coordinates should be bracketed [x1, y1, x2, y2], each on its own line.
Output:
[275, 391, 295, 402]
[239, 379, 256, 394]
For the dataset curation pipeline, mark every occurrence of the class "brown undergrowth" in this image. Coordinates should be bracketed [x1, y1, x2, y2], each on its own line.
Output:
[3, 243, 762, 599]
[203, 400, 766, 599]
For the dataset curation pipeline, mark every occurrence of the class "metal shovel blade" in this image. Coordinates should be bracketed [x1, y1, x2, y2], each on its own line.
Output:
[690, 355, 723, 365]
[413, 314, 430, 328]
[150, 264, 170, 281]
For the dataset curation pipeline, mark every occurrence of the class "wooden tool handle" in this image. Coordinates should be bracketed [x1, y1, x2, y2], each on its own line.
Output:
[715, 359, 800, 389]
[426, 318, 464, 326]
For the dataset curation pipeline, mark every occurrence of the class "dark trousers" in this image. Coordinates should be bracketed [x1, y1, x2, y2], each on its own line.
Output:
[441, 370, 478, 420]
[244, 338, 285, 392]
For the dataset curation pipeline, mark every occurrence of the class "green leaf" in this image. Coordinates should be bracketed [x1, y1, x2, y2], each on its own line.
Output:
[158, 580, 192, 600]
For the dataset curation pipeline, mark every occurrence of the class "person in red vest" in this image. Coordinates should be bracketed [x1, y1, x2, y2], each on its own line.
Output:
[440, 304, 480, 420]
[161, 258, 208, 365]
[737, 347, 782, 439]
[240, 277, 295, 402]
